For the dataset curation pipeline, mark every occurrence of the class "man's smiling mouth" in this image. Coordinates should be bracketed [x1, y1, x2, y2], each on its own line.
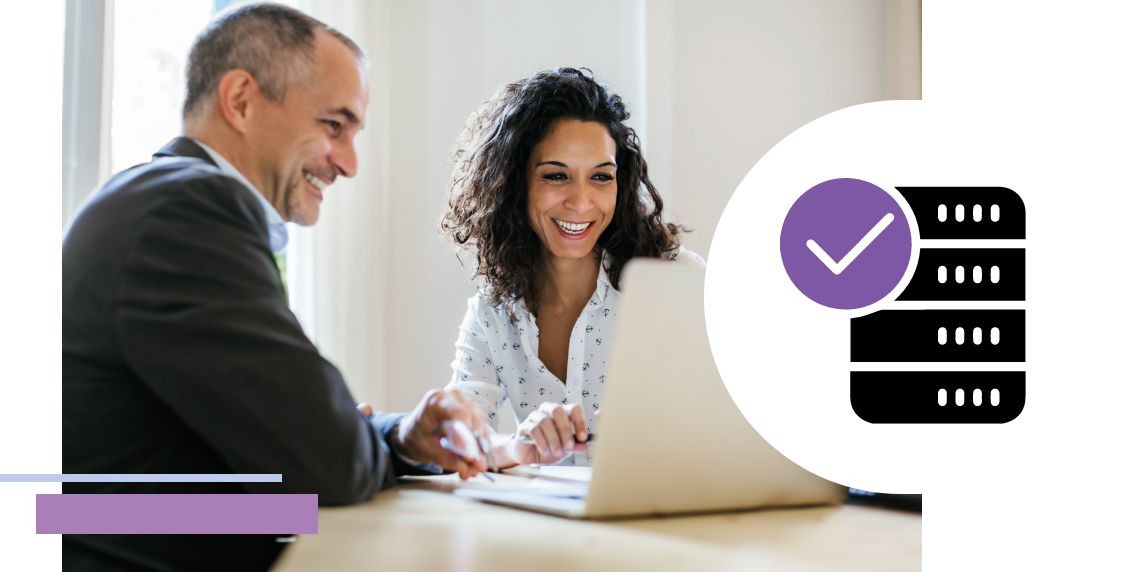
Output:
[303, 170, 330, 192]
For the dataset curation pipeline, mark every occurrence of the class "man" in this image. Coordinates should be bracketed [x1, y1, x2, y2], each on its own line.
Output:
[62, 5, 486, 570]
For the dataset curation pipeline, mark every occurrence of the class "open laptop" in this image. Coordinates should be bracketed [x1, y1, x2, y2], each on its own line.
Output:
[454, 258, 846, 518]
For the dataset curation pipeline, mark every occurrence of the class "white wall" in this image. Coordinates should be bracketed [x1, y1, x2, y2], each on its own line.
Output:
[382, 0, 645, 413]
[647, 0, 920, 255]
[305, 0, 645, 416]
[302, 0, 920, 416]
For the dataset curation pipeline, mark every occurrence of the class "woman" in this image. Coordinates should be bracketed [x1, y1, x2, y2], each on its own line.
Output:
[441, 68, 701, 468]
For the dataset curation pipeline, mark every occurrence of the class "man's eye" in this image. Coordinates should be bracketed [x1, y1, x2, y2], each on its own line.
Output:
[322, 119, 343, 136]
[542, 172, 568, 182]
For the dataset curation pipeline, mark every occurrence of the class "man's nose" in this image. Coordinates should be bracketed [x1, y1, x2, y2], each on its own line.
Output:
[330, 138, 358, 178]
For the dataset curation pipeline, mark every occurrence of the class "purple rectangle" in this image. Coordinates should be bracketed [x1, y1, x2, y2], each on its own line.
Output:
[36, 494, 318, 534]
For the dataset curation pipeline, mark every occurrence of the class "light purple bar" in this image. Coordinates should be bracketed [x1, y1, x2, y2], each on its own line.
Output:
[36, 494, 318, 534]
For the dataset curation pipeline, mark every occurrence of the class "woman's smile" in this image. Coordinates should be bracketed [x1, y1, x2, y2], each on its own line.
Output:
[552, 218, 595, 238]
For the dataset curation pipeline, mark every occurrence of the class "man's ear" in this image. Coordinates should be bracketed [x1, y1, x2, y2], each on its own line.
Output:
[215, 69, 259, 134]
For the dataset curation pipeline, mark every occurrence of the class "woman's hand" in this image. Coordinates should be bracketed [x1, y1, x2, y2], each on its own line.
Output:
[507, 402, 590, 465]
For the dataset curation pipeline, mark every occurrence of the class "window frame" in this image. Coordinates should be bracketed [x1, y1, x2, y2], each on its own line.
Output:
[62, 0, 112, 227]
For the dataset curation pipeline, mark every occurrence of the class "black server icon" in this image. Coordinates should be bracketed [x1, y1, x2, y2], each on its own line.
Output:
[850, 187, 1026, 423]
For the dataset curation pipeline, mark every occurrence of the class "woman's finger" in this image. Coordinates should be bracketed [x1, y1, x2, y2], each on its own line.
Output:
[564, 404, 587, 441]
[550, 405, 575, 449]
[537, 415, 563, 456]
[528, 424, 552, 459]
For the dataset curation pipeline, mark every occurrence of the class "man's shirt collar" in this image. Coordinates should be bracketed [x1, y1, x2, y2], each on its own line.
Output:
[192, 139, 289, 253]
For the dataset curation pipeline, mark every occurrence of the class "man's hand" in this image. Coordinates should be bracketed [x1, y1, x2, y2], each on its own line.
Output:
[391, 388, 490, 479]
[508, 402, 590, 465]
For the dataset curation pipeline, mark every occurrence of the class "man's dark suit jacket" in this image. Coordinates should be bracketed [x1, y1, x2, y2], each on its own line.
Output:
[62, 138, 415, 571]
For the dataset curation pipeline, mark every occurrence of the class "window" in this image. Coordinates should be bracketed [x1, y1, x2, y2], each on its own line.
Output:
[108, 0, 214, 173]
[108, 0, 297, 172]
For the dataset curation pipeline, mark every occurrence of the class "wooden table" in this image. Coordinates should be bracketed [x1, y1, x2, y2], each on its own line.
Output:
[274, 474, 920, 571]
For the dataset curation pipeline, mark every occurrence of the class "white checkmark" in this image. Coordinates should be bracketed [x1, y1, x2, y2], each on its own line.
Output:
[806, 212, 895, 275]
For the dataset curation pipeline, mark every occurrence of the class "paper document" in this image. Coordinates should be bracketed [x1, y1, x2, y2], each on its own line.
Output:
[502, 465, 591, 483]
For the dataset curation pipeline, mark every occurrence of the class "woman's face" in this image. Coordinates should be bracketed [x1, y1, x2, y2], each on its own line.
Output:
[526, 119, 618, 263]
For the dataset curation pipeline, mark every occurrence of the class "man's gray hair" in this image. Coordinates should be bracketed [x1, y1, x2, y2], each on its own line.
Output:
[182, 3, 363, 119]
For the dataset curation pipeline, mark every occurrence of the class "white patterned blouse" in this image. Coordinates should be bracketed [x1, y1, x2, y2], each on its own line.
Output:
[445, 249, 704, 465]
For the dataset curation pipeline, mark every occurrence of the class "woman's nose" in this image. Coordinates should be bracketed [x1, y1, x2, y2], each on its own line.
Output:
[563, 181, 596, 212]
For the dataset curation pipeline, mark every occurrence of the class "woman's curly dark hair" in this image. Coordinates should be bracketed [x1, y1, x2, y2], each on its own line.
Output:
[440, 67, 684, 318]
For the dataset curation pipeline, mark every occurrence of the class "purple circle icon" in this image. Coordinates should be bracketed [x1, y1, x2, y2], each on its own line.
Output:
[780, 178, 912, 310]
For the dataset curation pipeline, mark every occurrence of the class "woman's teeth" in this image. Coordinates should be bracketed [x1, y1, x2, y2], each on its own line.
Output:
[553, 219, 592, 235]
[304, 171, 328, 192]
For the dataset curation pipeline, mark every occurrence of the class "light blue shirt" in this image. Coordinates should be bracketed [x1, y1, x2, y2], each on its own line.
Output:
[192, 139, 289, 253]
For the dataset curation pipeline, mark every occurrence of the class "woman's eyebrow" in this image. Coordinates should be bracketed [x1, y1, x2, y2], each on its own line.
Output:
[533, 160, 616, 168]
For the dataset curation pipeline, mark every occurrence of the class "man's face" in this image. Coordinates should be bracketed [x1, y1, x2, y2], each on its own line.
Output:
[250, 31, 368, 225]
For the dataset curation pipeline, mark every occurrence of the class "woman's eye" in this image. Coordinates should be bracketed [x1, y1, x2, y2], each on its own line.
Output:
[592, 173, 615, 182]
[541, 172, 568, 182]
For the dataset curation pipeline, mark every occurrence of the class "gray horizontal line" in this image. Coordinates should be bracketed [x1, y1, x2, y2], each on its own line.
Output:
[0, 474, 282, 483]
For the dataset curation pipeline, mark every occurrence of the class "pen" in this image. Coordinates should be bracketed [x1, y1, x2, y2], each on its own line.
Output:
[475, 433, 498, 481]
[438, 424, 497, 482]
[515, 433, 596, 445]
[438, 435, 495, 482]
